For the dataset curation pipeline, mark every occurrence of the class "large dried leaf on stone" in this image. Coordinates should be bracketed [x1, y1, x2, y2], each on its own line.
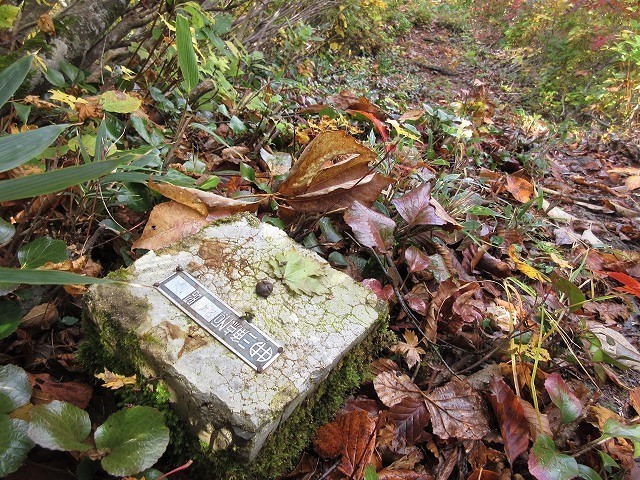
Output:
[544, 373, 583, 424]
[424, 378, 490, 440]
[374, 371, 423, 408]
[339, 410, 377, 480]
[149, 178, 259, 220]
[488, 377, 530, 464]
[390, 330, 426, 369]
[344, 201, 396, 252]
[388, 396, 431, 445]
[132, 201, 208, 250]
[392, 183, 444, 227]
[270, 249, 329, 295]
[278, 130, 377, 197]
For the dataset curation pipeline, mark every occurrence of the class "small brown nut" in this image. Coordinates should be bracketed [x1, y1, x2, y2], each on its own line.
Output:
[255, 279, 273, 298]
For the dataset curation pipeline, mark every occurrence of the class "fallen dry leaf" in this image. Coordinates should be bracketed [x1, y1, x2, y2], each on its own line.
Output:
[390, 330, 426, 369]
[95, 368, 137, 390]
[388, 396, 431, 445]
[505, 175, 533, 203]
[508, 245, 549, 282]
[21, 303, 59, 330]
[374, 371, 424, 408]
[344, 201, 396, 252]
[132, 201, 208, 250]
[29, 373, 93, 409]
[425, 378, 490, 440]
[488, 377, 530, 464]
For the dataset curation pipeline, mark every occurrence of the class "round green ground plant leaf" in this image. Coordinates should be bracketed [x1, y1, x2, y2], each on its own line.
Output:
[0, 300, 21, 341]
[0, 364, 32, 413]
[28, 400, 92, 452]
[0, 415, 34, 477]
[17, 237, 68, 269]
[95, 406, 169, 477]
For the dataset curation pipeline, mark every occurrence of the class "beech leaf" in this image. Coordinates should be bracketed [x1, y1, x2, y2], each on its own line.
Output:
[388, 396, 431, 445]
[270, 249, 329, 295]
[373, 371, 423, 408]
[338, 410, 377, 480]
[488, 377, 530, 464]
[344, 201, 396, 252]
[424, 378, 490, 440]
[405, 246, 430, 273]
[392, 182, 445, 227]
[544, 373, 583, 424]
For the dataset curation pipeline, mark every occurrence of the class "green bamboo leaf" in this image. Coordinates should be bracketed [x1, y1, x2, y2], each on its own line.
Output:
[0, 124, 71, 173]
[0, 218, 15, 245]
[0, 267, 114, 285]
[0, 157, 128, 202]
[0, 415, 34, 477]
[28, 401, 92, 452]
[175, 13, 199, 93]
[0, 55, 32, 110]
[0, 300, 21, 341]
[0, 364, 32, 414]
[95, 406, 169, 476]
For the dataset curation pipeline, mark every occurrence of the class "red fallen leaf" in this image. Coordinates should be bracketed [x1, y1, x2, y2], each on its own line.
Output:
[348, 109, 390, 143]
[339, 410, 377, 480]
[544, 373, 583, 424]
[374, 371, 423, 408]
[313, 418, 344, 458]
[392, 183, 445, 227]
[405, 246, 430, 273]
[362, 278, 395, 301]
[345, 201, 396, 252]
[388, 396, 431, 445]
[425, 378, 490, 440]
[505, 175, 534, 203]
[488, 377, 530, 464]
[599, 270, 640, 297]
[29, 373, 93, 409]
[404, 294, 427, 316]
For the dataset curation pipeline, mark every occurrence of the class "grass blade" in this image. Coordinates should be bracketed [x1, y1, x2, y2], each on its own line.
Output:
[176, 13, 199, 93]
[0, 267, 114, 285]
[0, 55, 33, 110]
[0, 124, 71, 173]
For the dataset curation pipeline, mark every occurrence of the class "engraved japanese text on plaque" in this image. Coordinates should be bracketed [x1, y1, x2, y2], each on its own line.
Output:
[156, 270, 282, 372]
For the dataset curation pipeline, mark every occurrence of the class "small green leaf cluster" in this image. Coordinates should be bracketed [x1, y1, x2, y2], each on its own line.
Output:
[0, 364, 169, 478]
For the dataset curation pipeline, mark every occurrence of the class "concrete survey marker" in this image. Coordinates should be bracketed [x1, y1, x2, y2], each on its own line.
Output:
[85, 214, 387, 462]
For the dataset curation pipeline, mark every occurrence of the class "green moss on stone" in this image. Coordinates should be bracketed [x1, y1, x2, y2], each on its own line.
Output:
[81, 313, 390, 480]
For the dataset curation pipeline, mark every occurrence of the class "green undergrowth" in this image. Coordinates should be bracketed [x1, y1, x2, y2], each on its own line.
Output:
[80, 288, 392, 479]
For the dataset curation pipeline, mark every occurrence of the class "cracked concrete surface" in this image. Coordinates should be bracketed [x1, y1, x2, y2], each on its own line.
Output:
[85, 214, 387, 461]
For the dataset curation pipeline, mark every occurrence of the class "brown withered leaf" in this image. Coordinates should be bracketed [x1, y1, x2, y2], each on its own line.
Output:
[424, 378, 490, 440]
[95, 368, 137, 390]
[389, 330, 426, 369]
[21, 303, 59, 330]
[132, 201, 208, 250]
[149, 178, 259, 220]
[277, 131, 392, 213]
[519, 397, 552, 440]
[29, 373, 93, 409]
[371, 358, 401, 376]
[377, 469, 433, 480]
[388, 396, 431, 445]
[37, 14, 55, 35]
[374, 371, 423, 408]
[488, 377, 530, 464]
[314, 418, 344, 458]
[467, 469, 500, 480]
[630, 387, 640, 415]
[392, 182, 444, 227]
[505, 175, 533, 203]
[339, 410, 377, 480]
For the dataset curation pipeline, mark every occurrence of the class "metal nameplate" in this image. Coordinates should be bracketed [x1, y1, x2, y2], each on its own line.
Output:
[156, 270, 282, 372]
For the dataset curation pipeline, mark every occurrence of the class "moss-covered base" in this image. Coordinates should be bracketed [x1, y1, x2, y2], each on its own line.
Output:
[79, 304, 392, 480]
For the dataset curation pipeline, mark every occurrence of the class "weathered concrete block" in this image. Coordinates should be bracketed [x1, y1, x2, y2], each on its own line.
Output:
[84, 214, 387, 467]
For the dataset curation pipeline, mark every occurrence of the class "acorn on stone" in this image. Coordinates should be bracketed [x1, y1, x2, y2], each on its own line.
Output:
[255, 279, 273, 298]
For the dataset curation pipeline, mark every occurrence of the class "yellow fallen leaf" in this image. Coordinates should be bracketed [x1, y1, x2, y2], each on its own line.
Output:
[95, 368, 137, 390]
[387, 119, 421, 141]
[508, 244, 549, 282]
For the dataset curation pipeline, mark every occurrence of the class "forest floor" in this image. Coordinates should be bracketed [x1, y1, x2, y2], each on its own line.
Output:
[4, 9, 640, 480]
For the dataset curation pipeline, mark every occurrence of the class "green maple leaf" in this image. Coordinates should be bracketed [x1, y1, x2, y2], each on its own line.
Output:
[269, 250, 329, 296]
